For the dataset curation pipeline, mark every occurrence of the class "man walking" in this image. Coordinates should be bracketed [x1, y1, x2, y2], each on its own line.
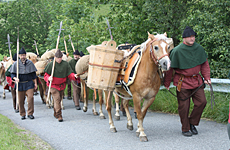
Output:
[164, 26, 211, 136]
[44, 49, 78, 122]
[10, 48, 37, 120]
[68, 50, 81, 110]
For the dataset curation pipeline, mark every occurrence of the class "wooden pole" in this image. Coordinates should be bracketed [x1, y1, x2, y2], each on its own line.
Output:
[46, 21, 64, 107]
[63, 33, 68, 55]
[6, 34, 13, 64]
[68, 34, 75, 52]
[33, 40, 39, 56]
[16, 27, 19, 110]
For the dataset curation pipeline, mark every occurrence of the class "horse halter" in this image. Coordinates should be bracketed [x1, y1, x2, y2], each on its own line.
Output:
[149, 38, 169, 66]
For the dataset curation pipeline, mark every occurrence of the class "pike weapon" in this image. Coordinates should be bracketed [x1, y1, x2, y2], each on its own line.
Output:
[46, 21, 64, 107]
[6, 34, 13, 64]
[106, 18, 114, 40]
[33, 40, 39, 56]
[68, 34, 75, 52]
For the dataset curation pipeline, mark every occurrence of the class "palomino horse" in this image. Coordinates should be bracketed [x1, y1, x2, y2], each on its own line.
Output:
[0, 56, 11, 99]
[81, 79, 106, 119]
[104, 32, 171, 142]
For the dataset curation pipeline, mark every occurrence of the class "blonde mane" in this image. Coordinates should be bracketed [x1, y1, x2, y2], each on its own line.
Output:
[141, 33, 168, 52]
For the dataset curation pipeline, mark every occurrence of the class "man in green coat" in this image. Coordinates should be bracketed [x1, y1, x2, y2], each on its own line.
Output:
[68, 50, 81, 110]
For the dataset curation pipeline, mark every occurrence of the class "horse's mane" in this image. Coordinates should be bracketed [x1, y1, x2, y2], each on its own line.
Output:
[141, 33, 167, 52]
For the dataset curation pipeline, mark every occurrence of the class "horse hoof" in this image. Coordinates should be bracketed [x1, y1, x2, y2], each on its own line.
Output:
[100, 116, 106, 119]
[62, 107, 65, 110]
[110, 128, 117, 133]
[127, 124, 133, 131]
[114, 115, 120, 120]
[136, 132, 140, 137]
[83, 107, 87, 112]
[93, 112, 99, 116]
[3, 96, 6, 99]
[139, 136, 148, 142]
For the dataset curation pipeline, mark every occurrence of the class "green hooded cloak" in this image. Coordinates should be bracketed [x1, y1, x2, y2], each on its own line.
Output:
[44, 60, 73, 78]
[170, 42, 208, 69]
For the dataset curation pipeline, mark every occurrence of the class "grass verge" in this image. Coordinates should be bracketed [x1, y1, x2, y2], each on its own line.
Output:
[0, 114, 53, 150]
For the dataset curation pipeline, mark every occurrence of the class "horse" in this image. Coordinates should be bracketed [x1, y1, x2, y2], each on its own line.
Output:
[104, 32, 171, 142]
[0, 56, 11, 99]
[81, 79, 106, 119]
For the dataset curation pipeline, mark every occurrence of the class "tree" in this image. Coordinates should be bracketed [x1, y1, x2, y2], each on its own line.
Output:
[180, 0, 230, 78]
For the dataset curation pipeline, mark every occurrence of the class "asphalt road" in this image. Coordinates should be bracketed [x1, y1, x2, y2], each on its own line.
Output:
[0, 87, 229, 150]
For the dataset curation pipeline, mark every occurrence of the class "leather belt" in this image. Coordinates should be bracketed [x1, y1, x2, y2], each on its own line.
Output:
[176, 74, 199, 92]
[19, 81, 29, 83]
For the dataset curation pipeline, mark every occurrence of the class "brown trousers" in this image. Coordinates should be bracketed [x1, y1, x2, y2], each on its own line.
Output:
[72, 80, 81, 106]
[176, 86, 207, 132]
[50, 88, 64, 119]
[67, 79, 71, 97]
[18, 88, 34, 117]
[11, 88, 16, 110]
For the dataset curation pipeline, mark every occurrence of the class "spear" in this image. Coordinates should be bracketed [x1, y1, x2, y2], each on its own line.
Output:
[63, 33, 68, 55]
[106, 18, 114, 40]
[68, 34, 75, 52]
[6, 34, 13, 64]
[33, 40, 39, 56]
[16, 27, 19, 110]
[46, 21, 64, 107]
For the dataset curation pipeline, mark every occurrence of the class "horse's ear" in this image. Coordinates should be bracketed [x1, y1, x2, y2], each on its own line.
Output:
[164, 32, 167, 37]
[3, 56, 7, 62]
[147, 31, 155, 40]
[147, 31, 150, 36]
[28, 56, 31, 59]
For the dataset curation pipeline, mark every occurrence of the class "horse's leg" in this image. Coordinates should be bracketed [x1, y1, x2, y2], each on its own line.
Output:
[123, 100, 133, 130]
[134, 96, 156, 142]
[92, 89, 98, 115]
[98, 89, 105, 119]
[2, 82, 5, 99]
[38, 78, 45, 104]
[104, 90, 117, 132]
[82, 81, 88, 112]
[113, 92, 120, 120]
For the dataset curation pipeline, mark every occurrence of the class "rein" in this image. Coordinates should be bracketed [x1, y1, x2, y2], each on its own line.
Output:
[167, 82, 215, 109]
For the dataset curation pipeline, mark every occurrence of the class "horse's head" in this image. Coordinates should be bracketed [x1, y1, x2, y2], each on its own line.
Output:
[146, 32, 171, 71]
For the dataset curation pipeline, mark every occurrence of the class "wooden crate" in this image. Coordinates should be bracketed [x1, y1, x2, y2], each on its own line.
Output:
[87, 40, 124, 91]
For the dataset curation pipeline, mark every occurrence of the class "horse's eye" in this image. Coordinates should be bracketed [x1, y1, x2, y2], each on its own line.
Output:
[168, 46, 170, 50]
[154, 46, 159, 51]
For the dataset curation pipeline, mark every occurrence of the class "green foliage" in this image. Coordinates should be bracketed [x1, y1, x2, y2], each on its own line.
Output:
[180, 0, 230, 78]
[0, 0, 228, 78]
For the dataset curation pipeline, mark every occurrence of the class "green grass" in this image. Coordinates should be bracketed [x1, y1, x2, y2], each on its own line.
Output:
[0, 114, 53, 150]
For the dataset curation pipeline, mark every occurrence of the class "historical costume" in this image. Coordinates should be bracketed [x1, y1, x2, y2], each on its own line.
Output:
[164, 26, 211, 136]
[44, 49, 77, 122]
[68, 50, 81, 110]
[9, 48, 37, 120]
[5, 53, 18, 113]
[80, 51, 85, 57]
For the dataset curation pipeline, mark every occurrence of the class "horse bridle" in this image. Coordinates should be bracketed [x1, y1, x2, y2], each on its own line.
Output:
[149, 38, 169, 66]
